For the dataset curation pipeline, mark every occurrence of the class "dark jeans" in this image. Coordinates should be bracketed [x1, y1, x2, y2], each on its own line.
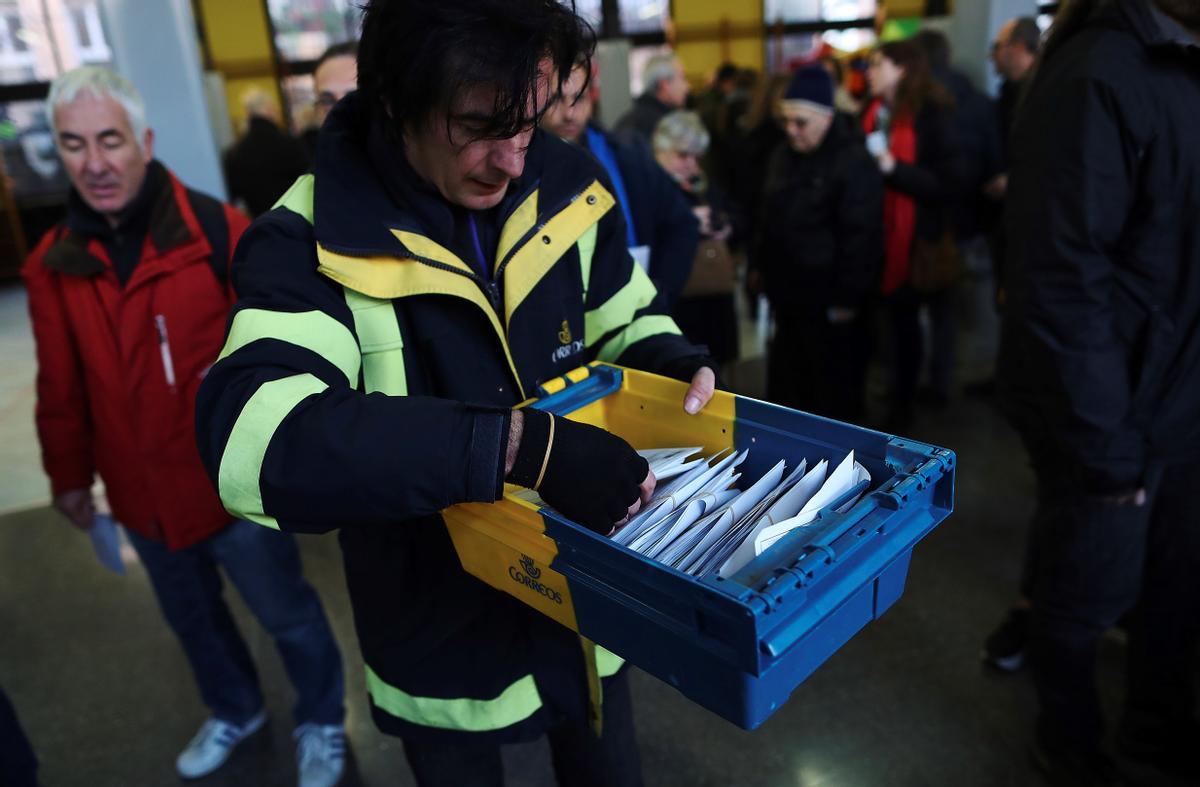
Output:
[126, 519, 345, 727]
[0, 686, 37, 787]
[401, 670, 643, 787]
[768, 303, 870, 423]
[1027, 452, 1200, 752]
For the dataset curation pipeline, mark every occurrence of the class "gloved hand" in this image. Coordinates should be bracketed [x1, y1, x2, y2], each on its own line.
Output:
[506, 408, 651, 535]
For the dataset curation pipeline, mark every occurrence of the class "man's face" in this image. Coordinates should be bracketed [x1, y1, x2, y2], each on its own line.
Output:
[654, 147, 702, 186]
[541, 64, 593, 144]
[313, 54, 357, 126]
[991, 21, 1018, 79]
[403, 62, 552, 210]
[781, 104, 833, 154]
[1154, 0, 1200, 29]
[54, 92, 152, 219]
[657, 60, 689, 108]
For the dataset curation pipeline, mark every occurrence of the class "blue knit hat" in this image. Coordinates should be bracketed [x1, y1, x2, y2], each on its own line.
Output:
[781, 66, 834, 115]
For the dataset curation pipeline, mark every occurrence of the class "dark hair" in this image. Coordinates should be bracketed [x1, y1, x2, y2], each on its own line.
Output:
[315, 40, 358, 74]
[357, 0, 594, 142]
[912, 29, 951, 70]
[877, 39, 951, 117]
[1008, 17, 1042, 55]
[715, 62, 738, 83]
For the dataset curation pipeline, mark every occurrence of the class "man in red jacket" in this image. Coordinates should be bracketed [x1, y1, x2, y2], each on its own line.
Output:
[23, 66, 346, 787]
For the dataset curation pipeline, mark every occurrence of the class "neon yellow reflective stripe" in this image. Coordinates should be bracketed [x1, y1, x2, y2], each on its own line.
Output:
[273, 173, 315, 224]
[496, 188, 539, 271]
[596, 645, 625, 677]
[577, 224, 598, 301]
[365, 664, 543, 732]
[584, 261, 657, 348]
[219, 308, 360, 386]
[596, 314, 682, 364]
[344, 289, 408, 395]
[218, 373, 328, 529]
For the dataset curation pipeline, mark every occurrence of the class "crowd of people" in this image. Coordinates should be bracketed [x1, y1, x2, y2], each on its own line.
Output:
[2, 0, 1197, 786]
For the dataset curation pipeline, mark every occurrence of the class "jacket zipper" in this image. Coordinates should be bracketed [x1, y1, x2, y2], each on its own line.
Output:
[154, 314, 177, 391]
[493, 184, 592, 282]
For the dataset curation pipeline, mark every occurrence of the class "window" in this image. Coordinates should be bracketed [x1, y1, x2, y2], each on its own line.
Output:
[0, 99, 70, 200]
[618, 0, 668, 35]
[766, 27, 875, 70]
[0, 0, 112, 85]
[266, 0, 362, 63]
[764, 0, 877, 24]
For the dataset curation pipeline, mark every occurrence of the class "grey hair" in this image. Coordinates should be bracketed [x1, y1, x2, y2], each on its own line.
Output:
[47, 66, 148, 150]
[642, 53, 680, 95]
[652, 110, 710, 155]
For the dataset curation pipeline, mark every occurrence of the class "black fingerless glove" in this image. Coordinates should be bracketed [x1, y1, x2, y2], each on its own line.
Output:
[507, 409, 648, 535]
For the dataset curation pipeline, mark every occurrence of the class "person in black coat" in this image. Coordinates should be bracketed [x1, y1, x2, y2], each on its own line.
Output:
[751, 67, 883, 421]
[541, 59, 700, 308]
[998, 1, 1200, 783]
[612, 53, 689, 145]
[862, 40, 965, 430]
[223, 89, 310, 218]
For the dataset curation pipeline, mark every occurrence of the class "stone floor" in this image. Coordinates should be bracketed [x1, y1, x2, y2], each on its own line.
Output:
[0, 280, 1192, 787]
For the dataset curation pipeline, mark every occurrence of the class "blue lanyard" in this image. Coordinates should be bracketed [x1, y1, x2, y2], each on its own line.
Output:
[468, 212, 491, 281]
[585, 127, 639, 249]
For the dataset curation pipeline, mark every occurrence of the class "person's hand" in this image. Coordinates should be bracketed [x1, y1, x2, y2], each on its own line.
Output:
[683, 367, 716, 415]
[876, 151, 896, 175]
[827, 306, 857, 325]
[54, 488, 95, 530]
[1098, 488, 1147, 507]
[984, 173, 1008, 200]
[506, 409, 655, 535]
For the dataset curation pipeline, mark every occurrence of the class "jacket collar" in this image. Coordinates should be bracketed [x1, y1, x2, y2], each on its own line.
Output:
[1120, 0, 1200, 53]
[45, 161, 198, 277]
[314, 92, 591, 260]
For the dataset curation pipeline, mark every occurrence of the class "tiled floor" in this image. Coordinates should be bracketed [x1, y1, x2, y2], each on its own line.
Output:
[0, 280, 1192, 787]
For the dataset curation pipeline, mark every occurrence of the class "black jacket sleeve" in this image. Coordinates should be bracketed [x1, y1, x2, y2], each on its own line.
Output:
[1001, 74, 1145, 491]
[832, 146, 885, 308]
[195, 212, 509, 534]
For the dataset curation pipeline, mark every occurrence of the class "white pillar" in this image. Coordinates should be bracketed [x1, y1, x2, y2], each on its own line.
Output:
[98, 0, 227, 200]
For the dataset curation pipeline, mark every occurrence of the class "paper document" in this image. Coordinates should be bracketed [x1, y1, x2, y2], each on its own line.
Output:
[90, 513, 125, 575]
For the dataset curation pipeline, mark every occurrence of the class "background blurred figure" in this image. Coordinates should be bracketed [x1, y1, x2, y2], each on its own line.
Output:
[695, 62, 741, 195]
[541, 57, 699, 307]
[223, 87, 310, 217]
[751, 66, 882, 421]
[0, 686, 37, 787]
[730, 71, 791, 245]
[303, 41, 359, 158]
[999, 0, 1200, 783]
[614, 53, 690, 144]
[863, 40, 964, 431]
[818, 54, 862, 115]
[652, 110, 741, 366]
[22, 67, 345, 787]
[988, 15, 1041, 193]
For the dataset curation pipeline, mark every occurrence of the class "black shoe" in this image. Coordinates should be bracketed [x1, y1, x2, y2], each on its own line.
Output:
[1115, 716, 1200, 781]
[1030, 741, 1131, 787]
[982, 607, 1029, 673]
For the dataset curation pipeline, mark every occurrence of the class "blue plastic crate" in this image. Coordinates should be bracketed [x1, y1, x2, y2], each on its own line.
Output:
[444, 363, 955, 729]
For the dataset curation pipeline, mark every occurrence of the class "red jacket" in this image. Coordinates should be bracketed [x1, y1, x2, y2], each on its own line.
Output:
[23, 165, 250, 550]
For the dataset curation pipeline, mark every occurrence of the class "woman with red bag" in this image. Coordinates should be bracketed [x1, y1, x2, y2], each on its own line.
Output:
[863, 40, 965, 431]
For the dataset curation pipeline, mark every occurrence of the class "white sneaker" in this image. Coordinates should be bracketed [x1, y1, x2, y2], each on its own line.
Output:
[175, 709, 267, 779]
[294, 723, 346, 787]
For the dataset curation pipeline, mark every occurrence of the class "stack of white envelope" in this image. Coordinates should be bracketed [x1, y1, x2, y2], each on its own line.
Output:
[516, 446, 871, 578]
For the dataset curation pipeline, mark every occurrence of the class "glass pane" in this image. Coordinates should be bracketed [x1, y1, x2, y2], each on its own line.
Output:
[764, 0, 877, 24]
[0, 4, 59, 84]
[0, 100, 70, 200]
[570, 0, 602, 32]
[619, 0, 667, 35]
[267, 0, 362, 62]
[765, 27, 875, 71]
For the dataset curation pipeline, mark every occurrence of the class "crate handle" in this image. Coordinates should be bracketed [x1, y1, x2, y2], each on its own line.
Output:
[532, 364, 624, 415]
